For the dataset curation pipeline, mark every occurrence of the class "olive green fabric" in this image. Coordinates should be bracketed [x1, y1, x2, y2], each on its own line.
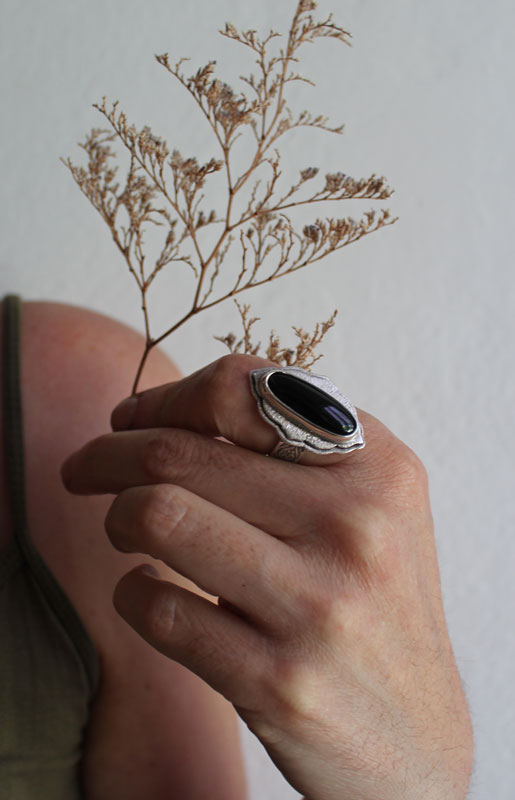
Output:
[0, 294, 99, 800]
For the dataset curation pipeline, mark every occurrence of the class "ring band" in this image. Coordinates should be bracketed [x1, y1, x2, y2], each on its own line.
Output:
[249, 366, 365, 462]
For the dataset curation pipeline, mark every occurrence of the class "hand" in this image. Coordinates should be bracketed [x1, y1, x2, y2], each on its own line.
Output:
[62, 354, 474, 800]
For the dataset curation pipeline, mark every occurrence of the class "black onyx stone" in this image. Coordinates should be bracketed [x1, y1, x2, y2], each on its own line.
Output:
[268, 372, 357, 437]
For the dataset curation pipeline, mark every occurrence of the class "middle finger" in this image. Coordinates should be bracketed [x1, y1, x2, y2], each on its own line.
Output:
[62, 426, 320, 539]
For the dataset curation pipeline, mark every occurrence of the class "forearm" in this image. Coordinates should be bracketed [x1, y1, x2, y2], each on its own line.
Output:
[82, 651, 247, 800]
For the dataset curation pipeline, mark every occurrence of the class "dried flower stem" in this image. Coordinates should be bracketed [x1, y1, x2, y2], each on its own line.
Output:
[62, 0, 397, 394]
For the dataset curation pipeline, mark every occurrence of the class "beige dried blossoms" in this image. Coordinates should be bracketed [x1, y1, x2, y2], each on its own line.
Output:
[62, 0, 396, 394]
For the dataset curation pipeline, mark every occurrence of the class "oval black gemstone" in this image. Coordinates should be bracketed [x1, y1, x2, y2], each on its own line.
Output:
[268, 372, 357, 437]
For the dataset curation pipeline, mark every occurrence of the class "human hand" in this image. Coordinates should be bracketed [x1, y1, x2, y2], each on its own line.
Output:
[61, 354, 474, 800]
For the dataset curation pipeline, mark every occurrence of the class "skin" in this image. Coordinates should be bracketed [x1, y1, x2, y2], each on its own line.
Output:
[0, 301, 247, 800]
[62, 351, 475, 800]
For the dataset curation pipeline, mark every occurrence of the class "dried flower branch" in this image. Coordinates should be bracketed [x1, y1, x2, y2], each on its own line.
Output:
[62, 0, 397, 393]
[215, 300, 338, 370]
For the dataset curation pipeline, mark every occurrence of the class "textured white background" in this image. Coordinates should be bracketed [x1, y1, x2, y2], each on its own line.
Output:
[1, 1, 514, 797]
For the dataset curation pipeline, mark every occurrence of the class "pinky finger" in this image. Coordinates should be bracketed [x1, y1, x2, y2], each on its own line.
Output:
[113, 564, 270, 711]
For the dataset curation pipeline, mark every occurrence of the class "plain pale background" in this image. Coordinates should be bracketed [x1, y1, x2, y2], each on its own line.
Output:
[1, 1, 514, 797]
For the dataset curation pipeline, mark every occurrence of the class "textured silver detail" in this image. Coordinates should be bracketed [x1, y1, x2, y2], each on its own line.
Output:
[249, 366, 365, 457]
[269, 441, 304, 462]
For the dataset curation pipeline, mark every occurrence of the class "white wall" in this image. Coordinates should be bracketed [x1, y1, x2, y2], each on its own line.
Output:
[1, 1, 514, 797]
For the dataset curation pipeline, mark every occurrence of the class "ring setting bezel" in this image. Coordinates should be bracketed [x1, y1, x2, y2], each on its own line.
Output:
[249, 366, 365, 456]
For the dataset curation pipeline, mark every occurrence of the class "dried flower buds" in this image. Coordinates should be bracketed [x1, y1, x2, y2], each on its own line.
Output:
[63, 1, 395, 392]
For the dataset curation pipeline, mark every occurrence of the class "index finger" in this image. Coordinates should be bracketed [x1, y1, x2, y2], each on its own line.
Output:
[111, 354, 367, 467]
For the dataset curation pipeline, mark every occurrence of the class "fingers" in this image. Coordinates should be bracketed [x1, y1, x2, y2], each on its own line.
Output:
[111, 354, 278, 453]
[62, 426, 318, 538]
[105, 483, 299, 629]
[114, 565, 269, 710]
[110, 353, 360, 467]
[62, 361, 416, 539]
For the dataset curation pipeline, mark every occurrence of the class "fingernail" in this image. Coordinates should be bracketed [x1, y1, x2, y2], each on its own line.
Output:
[111, 396, 138, 431]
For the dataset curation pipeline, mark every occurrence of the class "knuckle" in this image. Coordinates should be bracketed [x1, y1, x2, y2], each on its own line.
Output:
[389, 440, 427, 485]
[238, 708, 283, 750]
[139, 430, 197, 483]
[140, 586, 177, 644]
[358, 413, 428, 498]
[208, 354, 240, 392]
[205, 355, 241, 416]
[276, 559, 347, 639]
[206, 353, 260, 412]
[313, 498, 348, 536]
[394, 443, 428, 486]
[364, 436, 430, 513]
[204, 354, 245, 430]
[139, 433, 174, 482]
[138, 482, 186, 531]
[137, 484, 189, 557]
[387, 443, 430, 505]
[298, 584, 347, 637]
[212, 353, 259, 382]
[106, 484, 189, 557]
[261, 654, 323, 732]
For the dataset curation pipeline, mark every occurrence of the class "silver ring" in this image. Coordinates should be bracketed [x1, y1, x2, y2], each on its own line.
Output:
[249, 366, 365, 463]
